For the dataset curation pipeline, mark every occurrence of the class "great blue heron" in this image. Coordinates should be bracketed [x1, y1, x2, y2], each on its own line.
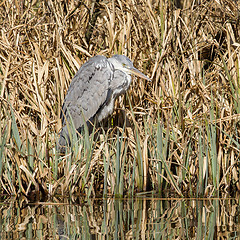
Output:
[58, 55, 150, 148]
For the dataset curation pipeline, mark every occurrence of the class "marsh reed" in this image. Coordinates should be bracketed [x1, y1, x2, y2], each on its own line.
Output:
[0, 0, 240, 198]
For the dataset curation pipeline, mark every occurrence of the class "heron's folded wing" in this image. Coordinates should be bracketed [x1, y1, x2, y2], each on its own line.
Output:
[61, 55, 113, 130]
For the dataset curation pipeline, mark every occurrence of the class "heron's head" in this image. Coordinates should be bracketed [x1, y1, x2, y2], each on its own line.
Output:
[109, 55, 151, 81]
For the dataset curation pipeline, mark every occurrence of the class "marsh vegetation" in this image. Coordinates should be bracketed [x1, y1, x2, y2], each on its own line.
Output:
[0, 0, 240, 198]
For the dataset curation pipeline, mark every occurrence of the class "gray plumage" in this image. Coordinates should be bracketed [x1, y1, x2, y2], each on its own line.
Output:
[58, 55, 150, 148]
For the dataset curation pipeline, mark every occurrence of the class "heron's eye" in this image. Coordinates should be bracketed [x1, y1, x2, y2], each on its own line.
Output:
[122, 63, 126, 67]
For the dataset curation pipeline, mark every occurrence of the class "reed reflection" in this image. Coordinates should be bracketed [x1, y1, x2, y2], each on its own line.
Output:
[0, 197, 239, 239]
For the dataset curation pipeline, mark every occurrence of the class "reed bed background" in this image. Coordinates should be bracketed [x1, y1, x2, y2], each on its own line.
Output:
[0, 0, 240, 199]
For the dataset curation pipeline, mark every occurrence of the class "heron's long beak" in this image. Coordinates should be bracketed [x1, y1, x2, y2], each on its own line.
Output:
[127, 67, 151, 81]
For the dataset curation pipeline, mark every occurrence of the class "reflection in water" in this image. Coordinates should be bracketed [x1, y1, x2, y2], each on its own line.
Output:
[0, 197, 239, 239]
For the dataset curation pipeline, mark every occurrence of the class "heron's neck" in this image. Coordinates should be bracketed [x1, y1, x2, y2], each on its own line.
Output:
[112, 70, 131, 98]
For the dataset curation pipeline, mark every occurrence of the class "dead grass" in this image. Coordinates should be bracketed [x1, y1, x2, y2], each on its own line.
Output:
[0, 0, 240, 199]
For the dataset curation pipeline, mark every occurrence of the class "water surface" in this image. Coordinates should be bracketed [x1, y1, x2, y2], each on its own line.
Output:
[0, 196, 239, 239]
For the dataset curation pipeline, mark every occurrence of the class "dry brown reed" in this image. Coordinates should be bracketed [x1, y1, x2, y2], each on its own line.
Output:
[0, 0, 240, 198]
